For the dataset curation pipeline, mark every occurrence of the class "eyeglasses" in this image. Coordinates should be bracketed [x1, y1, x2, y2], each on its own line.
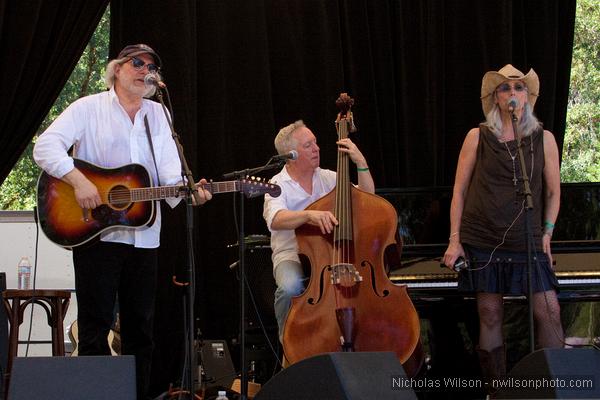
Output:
[496, 82, 526, 93]
[130, 57, 159, 73]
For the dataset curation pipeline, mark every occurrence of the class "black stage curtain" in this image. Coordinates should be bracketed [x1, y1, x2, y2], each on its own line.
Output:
[0, 0, 109, 181]
[1, 0, 576, 396]
[110, 1, 576, 188]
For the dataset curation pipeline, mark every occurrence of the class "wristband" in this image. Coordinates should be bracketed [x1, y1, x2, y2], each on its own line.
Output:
[544, 220, 555, 229]
[357, 167, 369, 172]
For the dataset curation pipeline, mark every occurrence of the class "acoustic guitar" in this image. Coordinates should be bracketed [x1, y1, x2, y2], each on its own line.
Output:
[37, 158, 281, 248]
[68, 319, 120, 356]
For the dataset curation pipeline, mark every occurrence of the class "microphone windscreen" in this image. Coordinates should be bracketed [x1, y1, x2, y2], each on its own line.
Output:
[144, 73, 157, 86]
[508, 97, 519, 109]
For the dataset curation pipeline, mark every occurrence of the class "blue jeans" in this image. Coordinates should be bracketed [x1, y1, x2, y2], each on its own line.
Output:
[274, 260, 306, 340]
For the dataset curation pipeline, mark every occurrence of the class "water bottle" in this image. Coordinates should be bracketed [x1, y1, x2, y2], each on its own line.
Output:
[215, 390, 229, 400]
[17, 257, 32, 290]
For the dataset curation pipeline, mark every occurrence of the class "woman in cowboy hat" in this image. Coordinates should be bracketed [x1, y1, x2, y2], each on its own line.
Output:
[442, 64, 564, 389]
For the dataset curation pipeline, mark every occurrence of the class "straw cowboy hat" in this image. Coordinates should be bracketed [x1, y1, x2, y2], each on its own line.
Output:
[480, 64, 539, 116]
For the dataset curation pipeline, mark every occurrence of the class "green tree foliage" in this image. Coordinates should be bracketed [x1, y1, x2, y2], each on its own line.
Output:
[0, 6, 109, 210]
[561, 0, 600, 183]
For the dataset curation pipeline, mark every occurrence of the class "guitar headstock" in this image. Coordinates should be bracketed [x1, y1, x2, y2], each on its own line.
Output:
[241, 177, 281, 198]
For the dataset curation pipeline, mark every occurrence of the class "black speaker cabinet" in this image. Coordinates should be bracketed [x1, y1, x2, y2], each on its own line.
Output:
[497, 348, 600, 399]
[198, 339, 236, 390]
[245, 244, 277, 329]
[8, 355, 136, 400]
[255, 352, 417, 400]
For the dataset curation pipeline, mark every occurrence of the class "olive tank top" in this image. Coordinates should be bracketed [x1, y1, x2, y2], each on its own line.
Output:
[460, 124, 546, 252]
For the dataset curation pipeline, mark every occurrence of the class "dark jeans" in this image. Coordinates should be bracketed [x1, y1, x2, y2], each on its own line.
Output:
[73, 241, 158, 400]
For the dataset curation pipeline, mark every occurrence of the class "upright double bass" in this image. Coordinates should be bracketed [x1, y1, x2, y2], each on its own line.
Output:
[282, 93, 423, 375]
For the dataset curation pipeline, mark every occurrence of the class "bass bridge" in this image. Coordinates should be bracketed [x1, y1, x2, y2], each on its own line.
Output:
[330, 263, 363, 287]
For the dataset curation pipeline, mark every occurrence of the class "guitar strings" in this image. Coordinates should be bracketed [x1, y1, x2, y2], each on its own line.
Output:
[86, 179, 275, 204]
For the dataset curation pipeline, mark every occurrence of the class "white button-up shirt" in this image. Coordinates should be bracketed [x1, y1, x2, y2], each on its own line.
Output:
[263, 166, 337, 269]
[34, 87, 182, 248]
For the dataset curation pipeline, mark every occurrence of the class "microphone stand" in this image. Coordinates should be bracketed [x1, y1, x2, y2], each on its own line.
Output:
[222, 158, 286, 400]
[510, 109, 535, 354]
[155, 85, 201, 398]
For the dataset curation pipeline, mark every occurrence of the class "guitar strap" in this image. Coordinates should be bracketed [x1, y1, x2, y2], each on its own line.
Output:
[144, 115, 161, 223]
[143, 115, 162, 187]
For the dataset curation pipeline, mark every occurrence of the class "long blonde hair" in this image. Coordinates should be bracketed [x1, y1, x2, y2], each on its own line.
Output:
[483, 97, 541, 138]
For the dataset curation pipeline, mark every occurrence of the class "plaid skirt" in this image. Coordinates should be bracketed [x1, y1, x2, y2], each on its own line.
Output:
[457, 244, 559, 295]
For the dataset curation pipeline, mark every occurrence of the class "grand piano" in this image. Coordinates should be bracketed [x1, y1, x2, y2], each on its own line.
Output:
[380, 182, 600, 302]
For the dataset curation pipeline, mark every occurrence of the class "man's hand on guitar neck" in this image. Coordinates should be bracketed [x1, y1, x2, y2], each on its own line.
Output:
[192, 178, 212, 206]
[62, 168, 102, 209]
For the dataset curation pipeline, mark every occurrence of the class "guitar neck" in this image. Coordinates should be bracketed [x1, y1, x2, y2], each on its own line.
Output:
[203, 181, 240, 195]
[130, 181, 240, 202]
[130, 185, 183, 202]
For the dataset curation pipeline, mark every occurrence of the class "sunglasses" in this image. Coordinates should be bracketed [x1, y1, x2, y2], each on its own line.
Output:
[496, 82, 526, 93]
[130, 57, 159, 73]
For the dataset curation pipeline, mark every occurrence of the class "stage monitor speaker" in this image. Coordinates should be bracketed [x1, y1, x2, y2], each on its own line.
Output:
[496, 348, 600, 399]
[8, 355, 136, 400]
[198, 339, 236, 390]
[254, 352, 417, 400]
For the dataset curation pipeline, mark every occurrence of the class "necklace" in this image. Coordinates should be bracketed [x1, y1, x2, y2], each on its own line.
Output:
[504, 142, 518, 186]
[504, 139, 535, 186]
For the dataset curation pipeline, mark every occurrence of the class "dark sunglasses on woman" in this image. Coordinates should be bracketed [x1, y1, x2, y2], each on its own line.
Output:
[496, 82, 526, 93]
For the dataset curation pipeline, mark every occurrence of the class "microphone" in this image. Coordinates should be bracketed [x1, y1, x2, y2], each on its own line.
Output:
[507, 97, 519, 112]
[272, 150, 298, 162]
[144, 72, 166, 88]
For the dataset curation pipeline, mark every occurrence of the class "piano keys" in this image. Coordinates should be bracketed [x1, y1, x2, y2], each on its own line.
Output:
[389, 247, 600, 303]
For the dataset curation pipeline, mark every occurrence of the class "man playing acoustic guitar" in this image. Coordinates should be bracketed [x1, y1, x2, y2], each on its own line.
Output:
[33, 44, 211, 400]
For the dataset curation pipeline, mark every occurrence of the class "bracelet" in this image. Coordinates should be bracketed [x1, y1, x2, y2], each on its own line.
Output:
[357, 167, 369, 172]
[544, 220, 555, 229]
[449, 231, 459, 240]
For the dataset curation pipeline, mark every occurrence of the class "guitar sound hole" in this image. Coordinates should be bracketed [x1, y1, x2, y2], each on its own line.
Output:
[109, 185, 132, 209]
